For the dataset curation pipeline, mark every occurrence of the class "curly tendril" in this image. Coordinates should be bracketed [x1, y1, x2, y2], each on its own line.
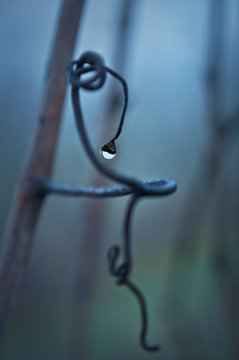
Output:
[67, 51, 177, 352]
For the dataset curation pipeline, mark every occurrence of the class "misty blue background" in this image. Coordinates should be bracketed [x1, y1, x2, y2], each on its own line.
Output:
[0, 0, 239, 359]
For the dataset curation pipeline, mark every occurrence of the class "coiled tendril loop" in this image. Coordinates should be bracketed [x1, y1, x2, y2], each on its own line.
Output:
[67, 51, 177, 353]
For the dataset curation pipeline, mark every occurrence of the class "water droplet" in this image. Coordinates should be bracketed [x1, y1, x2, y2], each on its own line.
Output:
[100, 141, 116, 159]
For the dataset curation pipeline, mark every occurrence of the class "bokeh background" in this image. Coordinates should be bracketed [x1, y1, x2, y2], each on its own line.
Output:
[1, 0, 239, 359]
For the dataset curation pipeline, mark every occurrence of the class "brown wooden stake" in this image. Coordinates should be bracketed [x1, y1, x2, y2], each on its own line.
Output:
[0, 0, 85, 344]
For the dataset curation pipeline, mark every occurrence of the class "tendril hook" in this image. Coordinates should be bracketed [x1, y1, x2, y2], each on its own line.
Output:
[68, 50, 177, 352]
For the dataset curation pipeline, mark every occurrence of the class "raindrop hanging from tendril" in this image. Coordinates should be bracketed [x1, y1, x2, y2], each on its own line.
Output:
[101, 140, 117, 159]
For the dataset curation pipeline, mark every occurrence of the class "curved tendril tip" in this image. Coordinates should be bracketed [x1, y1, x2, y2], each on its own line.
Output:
[68, 50, 177, 352]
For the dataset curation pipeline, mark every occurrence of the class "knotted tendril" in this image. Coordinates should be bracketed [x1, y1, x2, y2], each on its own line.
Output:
[67, 51, 177, 352]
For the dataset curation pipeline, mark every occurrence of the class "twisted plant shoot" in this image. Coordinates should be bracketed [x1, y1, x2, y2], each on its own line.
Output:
[67, 51, 177, 352]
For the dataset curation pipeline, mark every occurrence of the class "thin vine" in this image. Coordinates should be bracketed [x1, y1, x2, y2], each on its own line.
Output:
[44, 50, 177, 352]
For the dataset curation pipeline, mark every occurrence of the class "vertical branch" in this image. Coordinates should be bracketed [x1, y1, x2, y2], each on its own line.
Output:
[67, 1, 136, 358]
[170, 0, 226, 255]
[161, 0, 227, 356]
[205, 0, 226, 185]
[0, 0, 85, 343]
[208, 4, 239, 358]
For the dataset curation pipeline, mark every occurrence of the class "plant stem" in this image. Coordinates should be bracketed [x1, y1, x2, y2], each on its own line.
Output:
[67, 2, 136, 358]
[0, 0, 85, 344]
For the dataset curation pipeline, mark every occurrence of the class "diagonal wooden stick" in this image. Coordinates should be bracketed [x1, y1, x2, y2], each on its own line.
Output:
[0, 0, 85, 344]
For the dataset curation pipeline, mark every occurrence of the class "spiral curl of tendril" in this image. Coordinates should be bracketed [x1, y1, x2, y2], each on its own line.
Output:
[67, 51, 177, 352]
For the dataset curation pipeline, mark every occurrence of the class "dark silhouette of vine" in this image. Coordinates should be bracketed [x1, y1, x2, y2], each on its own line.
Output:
[60, 50, 178, 352]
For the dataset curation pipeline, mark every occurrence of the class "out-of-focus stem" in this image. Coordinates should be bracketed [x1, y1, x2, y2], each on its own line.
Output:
[161, 0, 227, 356]
[67, 1, 136, 358]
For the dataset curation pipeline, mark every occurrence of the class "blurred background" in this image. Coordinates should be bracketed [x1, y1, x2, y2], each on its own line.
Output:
[1, 0, 239, 359]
